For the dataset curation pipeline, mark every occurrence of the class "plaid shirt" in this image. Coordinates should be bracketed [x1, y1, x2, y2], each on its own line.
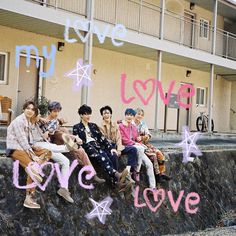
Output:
[7, 113, 33, 151]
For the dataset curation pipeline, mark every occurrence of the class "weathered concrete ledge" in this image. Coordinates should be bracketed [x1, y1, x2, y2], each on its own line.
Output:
[0, 149, 235, 235]
[164, 226, 236, 236]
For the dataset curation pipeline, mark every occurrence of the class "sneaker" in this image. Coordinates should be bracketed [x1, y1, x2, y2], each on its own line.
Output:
[93, 175, 106, 184]
[23, 194, 41, 209]
[25, 166, 43, 183]
[118, 181, 133, 193]
[161, 175, 172, 181]
[125, 173, 135, 184]
[62, 134, 78, 151]
[147, 188, 158, 197]
[156, 175, 168, 183]
[132, 172, 140, 182]
[57, 188, 74, 203]
[119, 169, 129, 184]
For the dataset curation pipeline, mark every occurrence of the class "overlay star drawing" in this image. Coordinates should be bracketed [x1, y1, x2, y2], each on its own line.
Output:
[65, 58, 92, 91]
[176, 126, 202, 163]
[85, 196, 113, 224]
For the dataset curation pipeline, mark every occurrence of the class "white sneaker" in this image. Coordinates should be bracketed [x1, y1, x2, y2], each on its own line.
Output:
[57, 188, 74, 203]
[25, 166, 43, 183]
[23, 194, 41, 209]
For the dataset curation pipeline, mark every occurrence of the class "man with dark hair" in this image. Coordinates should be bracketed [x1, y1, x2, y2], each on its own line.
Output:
[99, 105, 137, 184]
[73, 104, 131, 191]
[100, 106, 112, 116]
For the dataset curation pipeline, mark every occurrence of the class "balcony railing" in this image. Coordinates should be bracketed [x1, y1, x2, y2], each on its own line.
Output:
[25, 0, 236, 61]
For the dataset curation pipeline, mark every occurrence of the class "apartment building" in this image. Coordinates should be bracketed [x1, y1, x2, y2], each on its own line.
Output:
[0, 0, 236, 133]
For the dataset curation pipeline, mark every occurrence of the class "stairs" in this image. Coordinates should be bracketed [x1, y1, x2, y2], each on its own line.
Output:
[0, 126, 7, 154]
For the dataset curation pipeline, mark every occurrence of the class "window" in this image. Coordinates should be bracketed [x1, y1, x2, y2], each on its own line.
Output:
[200, 18, 209, 39]
[0, 52, 8, 84]
[196, 87, 206, 106]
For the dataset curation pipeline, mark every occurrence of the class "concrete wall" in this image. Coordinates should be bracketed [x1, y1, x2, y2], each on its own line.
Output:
[0, 25, 232, 132]
[230, 81, 236, 130]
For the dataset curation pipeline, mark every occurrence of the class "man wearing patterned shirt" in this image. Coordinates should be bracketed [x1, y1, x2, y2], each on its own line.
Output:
[73, 104, 131, 191]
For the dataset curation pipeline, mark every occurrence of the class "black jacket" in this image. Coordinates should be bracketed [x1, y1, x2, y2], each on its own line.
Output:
[73, 122, 112, 151]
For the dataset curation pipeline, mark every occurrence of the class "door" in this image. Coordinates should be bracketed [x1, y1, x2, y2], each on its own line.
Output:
[17, 56, 39, 115]
[178, 83, 192, 132]
[183, 12, 195, 48]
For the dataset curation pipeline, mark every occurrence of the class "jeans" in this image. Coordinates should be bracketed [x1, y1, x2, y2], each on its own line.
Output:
[121, 145, 138, 172]
[134, 144, 156, 188]
[35, 141, 70, 189]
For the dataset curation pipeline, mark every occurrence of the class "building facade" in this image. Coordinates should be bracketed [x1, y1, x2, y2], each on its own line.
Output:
[0, 0, 236, 133]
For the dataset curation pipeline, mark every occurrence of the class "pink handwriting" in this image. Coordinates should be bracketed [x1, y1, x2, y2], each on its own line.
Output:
[27, 161, 55, 191]
[134, 186, 200, 214]
[121, 73, 195, 107]
[13, 160, 95, 191]
[133, 78, 156, 105]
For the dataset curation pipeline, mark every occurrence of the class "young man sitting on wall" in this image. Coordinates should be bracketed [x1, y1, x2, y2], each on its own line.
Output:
[73, 104, 132, 192]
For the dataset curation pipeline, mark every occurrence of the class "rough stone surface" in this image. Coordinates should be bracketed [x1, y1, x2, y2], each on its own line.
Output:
[164, 226, 236, 236]
[0, 150, 235, 235]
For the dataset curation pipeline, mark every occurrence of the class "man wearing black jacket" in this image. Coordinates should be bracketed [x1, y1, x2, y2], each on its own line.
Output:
[73, 104, 129, 190]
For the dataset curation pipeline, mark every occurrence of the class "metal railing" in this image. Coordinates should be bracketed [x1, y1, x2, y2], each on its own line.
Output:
[25, 0, 86, 16]
[25, 0, 236, 60]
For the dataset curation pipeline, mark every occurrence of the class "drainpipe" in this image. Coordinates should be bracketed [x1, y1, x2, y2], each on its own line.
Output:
[154, 0, 165, 133]
[208, 0, 218, 134]
[81, 0, 94, 105]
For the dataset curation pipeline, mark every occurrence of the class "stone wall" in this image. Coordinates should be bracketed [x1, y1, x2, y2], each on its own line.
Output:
[0, 149, 235, 235]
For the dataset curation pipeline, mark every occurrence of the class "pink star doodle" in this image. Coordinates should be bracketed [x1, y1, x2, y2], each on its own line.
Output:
[65, 59, 92, 91]
[175, 126, 202, 163]
[85, 196, 113, 224]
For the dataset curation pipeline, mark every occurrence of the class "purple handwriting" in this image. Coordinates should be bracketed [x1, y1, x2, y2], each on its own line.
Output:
[121, 73, 195, 107]
[64, 58, 93, 91]
[65, 19, 127, 47]
[13, 160, 95, 191]
[15, 44, 56, 78]
[134, 186, 200, 214]
[86, 196, 113, 224]
[176, 126, 202, 163]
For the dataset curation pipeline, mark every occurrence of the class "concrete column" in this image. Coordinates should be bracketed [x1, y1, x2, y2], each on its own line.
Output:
[154, 51, 162, 132]
[154, 0, 165, 132]
[208, 0, 218, 133]
[212, 0, 218, 54]
[159, 0, 165, 40]
[81, 0, 94, 105]
[208, 64, 214, 133]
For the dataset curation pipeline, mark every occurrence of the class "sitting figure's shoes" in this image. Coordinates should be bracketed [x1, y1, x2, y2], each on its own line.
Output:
[156, 175, 166, 183]
[57, 188, 74, 203]
[25, 166, 43, 183]
[119, 169, 129, 183]
[23, 194, 41, 209]
[161, 175, 172, 181]
[126, 173, 135, 184]
[93, 175, 106, 183]
[132, 172, 140, 182]
[118, 181, 132, 193]
[62, 133, 78, 151]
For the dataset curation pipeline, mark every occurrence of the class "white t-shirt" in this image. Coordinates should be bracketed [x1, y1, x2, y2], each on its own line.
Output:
[85, 125, 96, 143]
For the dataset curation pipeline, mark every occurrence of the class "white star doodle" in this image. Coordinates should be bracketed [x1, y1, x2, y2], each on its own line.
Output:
[85, 196, 113, 224]
[175, 126, 202, 163]
[64, 58, 92, 91]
